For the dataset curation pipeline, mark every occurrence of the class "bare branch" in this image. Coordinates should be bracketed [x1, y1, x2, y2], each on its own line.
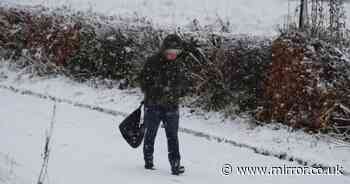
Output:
[37, 103, 57, 184]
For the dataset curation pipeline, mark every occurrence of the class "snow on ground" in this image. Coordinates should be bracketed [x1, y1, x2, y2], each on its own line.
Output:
[1, 76, 350, 184]
[1, 1, 350, 183]
[1, 61, 350, 184]
[3, 0, 349, 36]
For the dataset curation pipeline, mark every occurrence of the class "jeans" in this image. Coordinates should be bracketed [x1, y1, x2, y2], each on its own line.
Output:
[143, 104, 181, 165]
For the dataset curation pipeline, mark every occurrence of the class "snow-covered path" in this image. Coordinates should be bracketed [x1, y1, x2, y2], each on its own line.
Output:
[1, 88, 350, 184]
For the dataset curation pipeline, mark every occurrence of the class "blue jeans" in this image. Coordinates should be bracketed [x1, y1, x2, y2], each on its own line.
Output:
[143, 104, 181, 165]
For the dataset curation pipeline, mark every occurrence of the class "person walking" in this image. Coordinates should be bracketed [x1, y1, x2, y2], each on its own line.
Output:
[139, 34, 189, 175]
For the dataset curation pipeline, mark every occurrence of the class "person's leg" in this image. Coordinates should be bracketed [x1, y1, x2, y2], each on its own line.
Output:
[162, 106, 183, 174]
[143, 105, 161, 168]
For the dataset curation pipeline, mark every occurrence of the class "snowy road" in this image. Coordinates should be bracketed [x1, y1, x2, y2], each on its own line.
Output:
[1, 89, 350, 184]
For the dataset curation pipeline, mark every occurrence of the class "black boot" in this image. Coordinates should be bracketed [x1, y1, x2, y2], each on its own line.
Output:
[170, 160, 185, 175]
[144, 160, 155, 170]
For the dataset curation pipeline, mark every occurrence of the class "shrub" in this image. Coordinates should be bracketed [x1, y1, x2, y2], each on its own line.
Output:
[258, 31, 350, 130]
[189, 36, 271, 113]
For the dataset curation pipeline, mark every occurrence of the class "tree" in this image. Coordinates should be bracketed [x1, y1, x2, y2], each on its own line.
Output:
[299, 0, 309, 30]
[328, 0, 346, 43]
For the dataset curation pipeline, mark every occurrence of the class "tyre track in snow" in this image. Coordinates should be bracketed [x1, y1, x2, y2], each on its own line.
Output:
[0, 84, 349, 176]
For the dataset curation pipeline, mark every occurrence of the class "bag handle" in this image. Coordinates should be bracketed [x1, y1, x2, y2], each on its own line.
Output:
[138, 100, 145, 110]
[138, 101, 145, 126]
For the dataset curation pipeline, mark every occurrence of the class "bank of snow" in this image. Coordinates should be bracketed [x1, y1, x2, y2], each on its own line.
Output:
[4, 87, 350, 184]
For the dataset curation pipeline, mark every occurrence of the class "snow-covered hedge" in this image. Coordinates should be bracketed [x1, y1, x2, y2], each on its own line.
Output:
[258, 31, 350, 132]
[188, 36, 271, 112]
[0, 5, 272, 111]
[0, 6, 163, 88]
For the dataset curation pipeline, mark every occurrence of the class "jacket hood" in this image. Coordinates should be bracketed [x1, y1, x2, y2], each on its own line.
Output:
[161, 34, 183, 51]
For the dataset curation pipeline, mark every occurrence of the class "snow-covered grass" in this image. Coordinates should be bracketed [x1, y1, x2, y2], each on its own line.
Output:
[1, 61, 350, 182]
[3, 0, 349, 36]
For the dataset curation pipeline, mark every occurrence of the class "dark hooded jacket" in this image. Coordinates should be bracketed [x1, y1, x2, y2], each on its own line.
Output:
[140, 35, 189, 107]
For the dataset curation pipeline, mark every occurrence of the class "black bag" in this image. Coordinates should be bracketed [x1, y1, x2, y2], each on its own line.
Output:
[119, 101, 145, 148]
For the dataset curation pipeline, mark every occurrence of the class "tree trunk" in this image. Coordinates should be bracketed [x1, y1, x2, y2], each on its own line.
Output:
[299, 0, 309, 30]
